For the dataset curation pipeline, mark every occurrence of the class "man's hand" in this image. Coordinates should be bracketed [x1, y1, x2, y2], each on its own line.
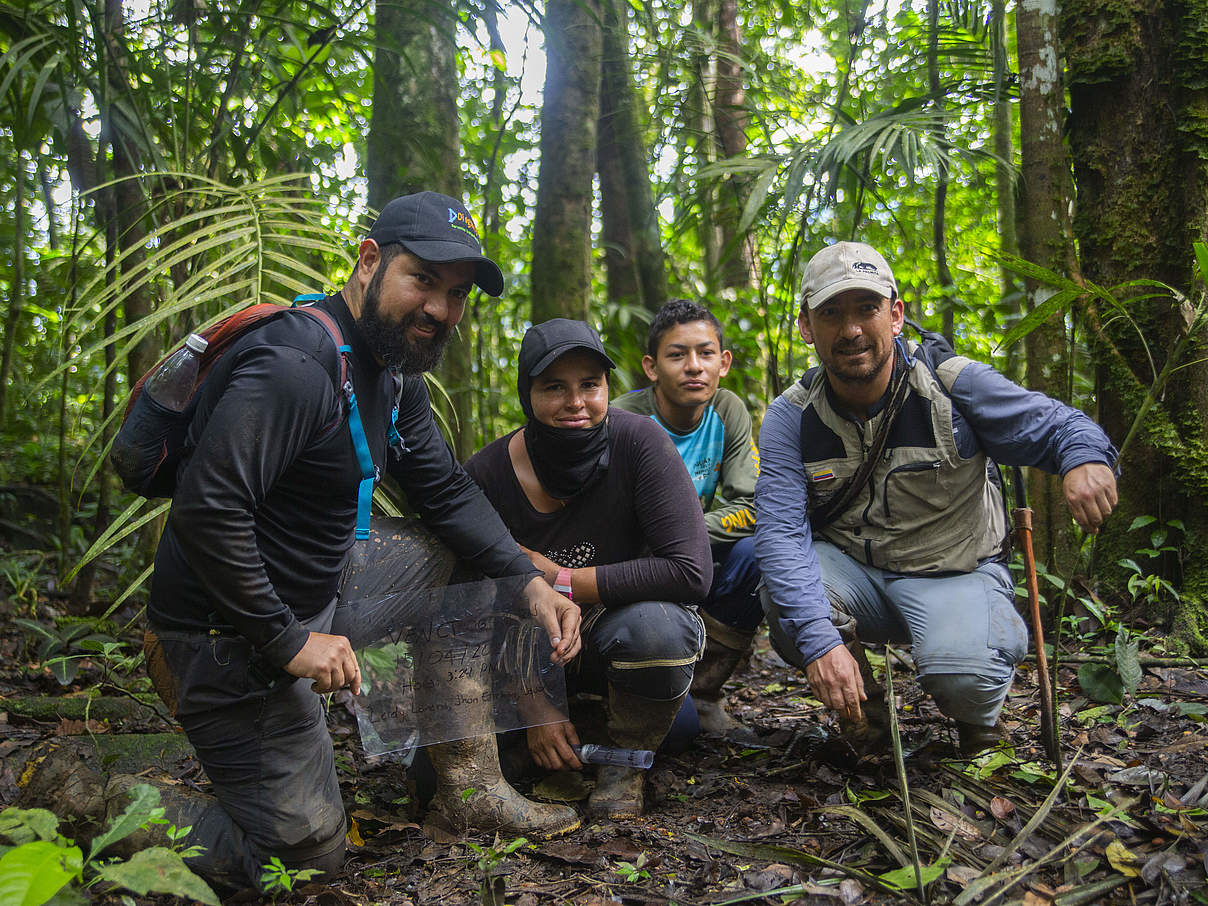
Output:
[527, 720, 583, 771]
[523, 576, 581, 665]
[805, 645, 866, 722]
[1063, 462, 1117, 534]
[284, 631, 361, 694]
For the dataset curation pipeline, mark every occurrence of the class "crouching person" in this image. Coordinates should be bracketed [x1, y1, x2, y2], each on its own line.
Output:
[755, 242, 1118, 756]
[613, 300, 763, 732]
[464, 319, 712, 818]
[134, 193, 580, 892]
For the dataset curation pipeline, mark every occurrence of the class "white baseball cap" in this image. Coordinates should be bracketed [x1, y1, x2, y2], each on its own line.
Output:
[799, 241, 897, 311]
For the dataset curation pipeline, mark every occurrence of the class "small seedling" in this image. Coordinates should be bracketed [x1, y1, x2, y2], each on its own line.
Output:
[614, 852, 650, 882]
[259, 856, 321, 898]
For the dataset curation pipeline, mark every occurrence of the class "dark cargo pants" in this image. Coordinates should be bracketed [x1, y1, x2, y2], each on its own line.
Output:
[144, 518, 454, 892]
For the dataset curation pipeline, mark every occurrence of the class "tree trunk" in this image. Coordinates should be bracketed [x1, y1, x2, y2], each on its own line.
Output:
[992, 0, 1022, 383]
[1017, 0, 1079, 573]
[1063, 0, 1208, 650]
[598, 0, 666, 314]
[531, 0, 602, 323]
[689, 0, 720, 288]
[714, 0, 751, 289]
[0, 151, 25, 429]
[927, 0, 956, 346]
[367, 0, 474, 458]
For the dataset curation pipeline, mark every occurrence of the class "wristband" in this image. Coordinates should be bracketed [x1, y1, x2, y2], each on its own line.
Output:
[554, 567, 573, 601]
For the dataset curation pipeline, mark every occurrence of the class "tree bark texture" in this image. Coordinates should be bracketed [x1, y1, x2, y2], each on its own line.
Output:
[714, 0, 752, 289]
[927, 0, 956, 346]
[992, 0, 1022, 383]
[368, 0, 475, 459]
[598, 0, 667, 314]
[531, 0, 602, 324]
[688, 0, 721, 286]
[0, 152, 25, 429]
[1016, 0, 1079, 572]
[1062, 0, 1208, 649]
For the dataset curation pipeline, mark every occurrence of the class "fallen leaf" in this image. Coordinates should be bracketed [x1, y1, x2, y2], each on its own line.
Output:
[598, 837, 643, 861]
[1105, 839, 1140, 877]
[946, 864, 981, 887]
[534, 842, 600, 867]
[930, 806, 982, 841]
[1023, 892, 1051, 906]
[346, 816, 365, 847]
[990, 796, 1015, 820]
[838, 879, 864, 904]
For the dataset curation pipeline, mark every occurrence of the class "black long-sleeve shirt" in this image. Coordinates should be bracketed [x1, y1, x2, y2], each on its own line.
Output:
[148, 293, 537, 667]
[463, 409, 712, 605]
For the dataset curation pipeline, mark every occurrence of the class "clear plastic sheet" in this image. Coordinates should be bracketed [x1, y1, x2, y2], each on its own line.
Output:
[339, 574, 568, 758]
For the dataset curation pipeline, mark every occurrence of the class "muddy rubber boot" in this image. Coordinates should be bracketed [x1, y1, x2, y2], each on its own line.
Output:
[831, 611, 892, 756]
[588, 685, 684, 819]
[956, 720, 1007, 756]
[427, 735, 581, 838]
[691, 613, 755, 734]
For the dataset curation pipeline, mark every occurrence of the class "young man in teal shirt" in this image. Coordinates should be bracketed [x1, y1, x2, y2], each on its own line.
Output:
[613, 300, 763, 731]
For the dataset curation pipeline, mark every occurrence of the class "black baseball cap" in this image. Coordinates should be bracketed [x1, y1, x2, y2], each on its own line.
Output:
[366, 192, 505, 296]
[519, 318, 617, 379]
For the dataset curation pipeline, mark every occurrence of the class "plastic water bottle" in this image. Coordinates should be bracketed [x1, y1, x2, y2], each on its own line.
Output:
[572, 744, 655, 770]
[144, 333, 208, 411]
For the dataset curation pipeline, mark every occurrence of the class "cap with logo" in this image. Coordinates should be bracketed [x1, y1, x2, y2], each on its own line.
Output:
[366, 191, 505, 296]
[799, 241, 897, 311]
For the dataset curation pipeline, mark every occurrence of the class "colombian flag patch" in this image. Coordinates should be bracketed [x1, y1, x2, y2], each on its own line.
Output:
[811, 469, 836, 481]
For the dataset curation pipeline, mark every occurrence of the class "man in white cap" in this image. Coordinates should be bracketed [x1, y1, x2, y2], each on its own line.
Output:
[754, 241, 1118, 754]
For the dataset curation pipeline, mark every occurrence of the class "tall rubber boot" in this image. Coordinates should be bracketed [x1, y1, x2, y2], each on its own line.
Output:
[690, 612, 755, 733]
[832, 609, 892, 756]
[422, 637, 579, 839]
[588, 685, 684, 819]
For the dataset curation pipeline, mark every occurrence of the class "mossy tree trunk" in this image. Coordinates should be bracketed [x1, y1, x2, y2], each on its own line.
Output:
[367, 0, 476, 459]
[1016, 0, 1080, 574]
[531, 0, 602, 324]
[1062, 0, 1208, 650]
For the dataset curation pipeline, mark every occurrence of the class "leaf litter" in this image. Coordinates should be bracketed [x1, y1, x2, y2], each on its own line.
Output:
[2, 623, 1207, 904]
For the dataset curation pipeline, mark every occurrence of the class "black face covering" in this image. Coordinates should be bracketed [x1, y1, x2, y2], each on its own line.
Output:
[518, 360, 611, 500]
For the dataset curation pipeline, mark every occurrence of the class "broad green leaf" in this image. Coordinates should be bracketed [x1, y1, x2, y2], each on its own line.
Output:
[88, 784, 161, 861]
[1114, 630, 1142, 696]
[0, 840, 82, 906]
[877, 856, 950, 890]
[0, 808, 61, 845]
[1127, 515, 1157, 532]
[1078, 663, 1125, 704]
[94, 847, 220, 905]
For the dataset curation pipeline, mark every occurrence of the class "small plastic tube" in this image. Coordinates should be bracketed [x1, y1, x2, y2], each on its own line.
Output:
[572, 744, 654, 770]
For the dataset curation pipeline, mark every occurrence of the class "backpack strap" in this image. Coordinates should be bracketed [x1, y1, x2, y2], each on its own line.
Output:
[292, 294, 377, 541]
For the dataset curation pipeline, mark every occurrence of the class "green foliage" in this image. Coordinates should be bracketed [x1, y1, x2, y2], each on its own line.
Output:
[11, 617, 131, 686]
[613, 851, 651, 882]
[259, 856, 321, 898]
[0, 786, 218, 906]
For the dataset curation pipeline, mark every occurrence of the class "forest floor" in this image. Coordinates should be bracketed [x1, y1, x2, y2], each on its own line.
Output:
[2, 596, 1207, 906]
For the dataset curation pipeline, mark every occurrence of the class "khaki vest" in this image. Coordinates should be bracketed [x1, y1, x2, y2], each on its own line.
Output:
[788, 349, 1007, 574]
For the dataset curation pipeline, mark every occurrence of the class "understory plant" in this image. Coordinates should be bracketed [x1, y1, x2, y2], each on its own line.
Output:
[0, 783, 218, 905]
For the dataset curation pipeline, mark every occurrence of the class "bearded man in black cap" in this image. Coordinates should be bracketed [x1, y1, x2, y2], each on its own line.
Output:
[119, 193, 582, 891]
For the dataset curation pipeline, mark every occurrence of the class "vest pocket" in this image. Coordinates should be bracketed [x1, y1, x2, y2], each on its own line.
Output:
[880, 460, 942, 520]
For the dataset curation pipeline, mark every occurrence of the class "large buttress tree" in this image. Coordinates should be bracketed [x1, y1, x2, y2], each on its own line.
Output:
[1062, 0, 1208, 649]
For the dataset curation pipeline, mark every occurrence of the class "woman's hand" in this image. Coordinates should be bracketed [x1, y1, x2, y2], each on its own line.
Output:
[519, 544, 559, 585]
[527, 720, 583, 771]
[523, 576, 581, 664]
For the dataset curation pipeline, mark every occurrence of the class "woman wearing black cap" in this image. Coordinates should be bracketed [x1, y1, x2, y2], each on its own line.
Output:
[462, 318, 712, 818]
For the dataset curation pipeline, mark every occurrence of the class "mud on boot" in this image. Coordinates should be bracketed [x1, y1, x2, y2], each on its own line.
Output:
[956, 719, 1007, 756]
[587, 765, 646, 819]
[427, 736, 580, 839]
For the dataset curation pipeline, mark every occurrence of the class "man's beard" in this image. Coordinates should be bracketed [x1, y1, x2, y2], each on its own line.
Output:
[357, 282, 450, 375]
[825, 339, 892, 384]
